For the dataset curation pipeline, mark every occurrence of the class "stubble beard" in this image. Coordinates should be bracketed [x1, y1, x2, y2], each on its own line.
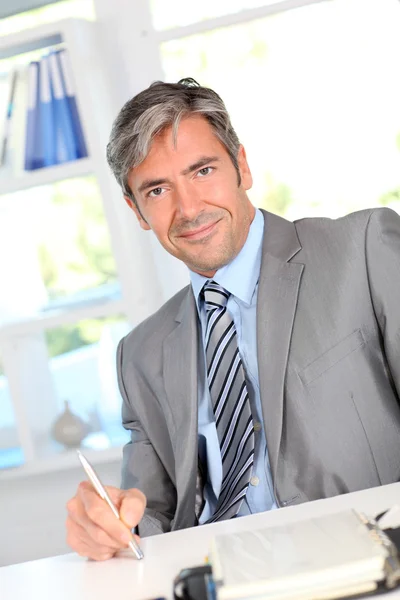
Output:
[170, 204, 253, 275]
[170, 210, 233, 274]
[184, 235, 237, 275]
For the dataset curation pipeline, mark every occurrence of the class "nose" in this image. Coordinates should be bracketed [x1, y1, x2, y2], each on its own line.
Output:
[175, 181, 203, 220]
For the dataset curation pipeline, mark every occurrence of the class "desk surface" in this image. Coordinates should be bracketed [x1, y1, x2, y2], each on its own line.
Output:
[2, 483, 400, 600]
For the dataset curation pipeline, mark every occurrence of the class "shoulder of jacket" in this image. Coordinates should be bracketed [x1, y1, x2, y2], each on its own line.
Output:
[120, 284, 192, 353]
[293, 207, 393, 233]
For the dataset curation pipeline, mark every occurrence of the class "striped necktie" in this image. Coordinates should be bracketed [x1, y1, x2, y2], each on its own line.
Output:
[203, 280, 255, 522]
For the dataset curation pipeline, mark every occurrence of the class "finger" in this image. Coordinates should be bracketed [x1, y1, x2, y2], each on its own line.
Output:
[79, 538, 115, 562]
[67, 497, 122, 549]
[66, 514, 115, 554]
[77, 482, 134, 546]
[119, 489, 147, 530]
[77, 538, 115, 562]
[76, 481, 128, 509]
[67, 516, 116, 561]
[67, 502, 120, 550]
[80, 481, 129, 505]
[77, 482, 146, 517]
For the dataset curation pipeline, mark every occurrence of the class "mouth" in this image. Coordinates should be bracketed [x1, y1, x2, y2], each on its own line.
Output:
[178, 220, 220, 241]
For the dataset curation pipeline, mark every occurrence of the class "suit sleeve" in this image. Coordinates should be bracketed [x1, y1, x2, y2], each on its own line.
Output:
[365, 207, 400, 398]
[117, 338, 177, 537]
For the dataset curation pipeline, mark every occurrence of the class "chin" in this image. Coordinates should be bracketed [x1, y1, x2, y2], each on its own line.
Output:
[190, 256, 231, 276]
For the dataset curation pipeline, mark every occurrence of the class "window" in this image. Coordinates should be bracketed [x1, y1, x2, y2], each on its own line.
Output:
[0, 176, 118, 322]
[150, 0, 277, 30]
[160, 0, 400, 219]
[0, 177, 127, 465]
[44, 315, 131, 457]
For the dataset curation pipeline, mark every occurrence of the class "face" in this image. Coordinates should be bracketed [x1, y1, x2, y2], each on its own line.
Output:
[125, 114, 255, 277]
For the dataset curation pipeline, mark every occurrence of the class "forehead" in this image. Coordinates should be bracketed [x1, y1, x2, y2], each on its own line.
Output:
[132, 115, 228, 176]
[155, 114, 223, 153]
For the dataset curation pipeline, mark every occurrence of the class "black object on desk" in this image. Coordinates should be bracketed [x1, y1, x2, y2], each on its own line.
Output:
[173, 565, 215, 600]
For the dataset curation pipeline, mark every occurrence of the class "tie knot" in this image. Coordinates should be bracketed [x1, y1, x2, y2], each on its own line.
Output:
[203, 281, 230, 310]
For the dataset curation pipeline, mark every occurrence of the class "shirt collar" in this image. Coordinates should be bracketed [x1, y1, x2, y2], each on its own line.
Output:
[190, 208, 265, 308]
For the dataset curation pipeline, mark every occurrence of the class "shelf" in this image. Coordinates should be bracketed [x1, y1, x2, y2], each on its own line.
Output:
[0, 17, 91, 59]
[0, 444, 123, 481]
[0, 33, 62, 59]
[0, 157, 95, 196]
[0, 296, 125, 338]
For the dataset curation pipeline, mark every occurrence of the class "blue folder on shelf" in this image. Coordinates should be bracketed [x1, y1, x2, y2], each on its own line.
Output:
[40, 55, 57, 167]
[1, 69, 18, 167]
[57, 49, 88, 159]
[48, 49, 78, 164]
[24, 61, 44, 170]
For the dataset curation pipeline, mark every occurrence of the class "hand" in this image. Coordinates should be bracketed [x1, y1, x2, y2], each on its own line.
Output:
[66, 481, 146, 561]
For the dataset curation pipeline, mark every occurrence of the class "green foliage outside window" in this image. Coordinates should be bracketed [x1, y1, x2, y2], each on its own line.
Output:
[36, 176, 119, 359]
[37, 177, 116, 301]
[45, 315, 125, 358]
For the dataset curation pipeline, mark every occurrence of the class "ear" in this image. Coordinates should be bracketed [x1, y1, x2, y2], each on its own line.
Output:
[237, 145, 253, 191]
[123, 195, 151, 231]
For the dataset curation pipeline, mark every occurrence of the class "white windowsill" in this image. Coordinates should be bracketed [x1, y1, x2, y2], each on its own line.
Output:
[0, 157, 95, 196]
[0, 444, 123, 481]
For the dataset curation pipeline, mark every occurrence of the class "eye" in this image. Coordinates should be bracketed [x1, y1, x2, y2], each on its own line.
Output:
[148, 187, 165, 198]
[197, 166, 213, 177]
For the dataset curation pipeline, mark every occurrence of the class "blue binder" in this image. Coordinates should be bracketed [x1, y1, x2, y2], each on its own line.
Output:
[57, 49, 88, 159]
[40, 55, 57, 167]
[48, 50, 77, 163]
[24, 61, 43, 170]
[1, 69, 18, 167]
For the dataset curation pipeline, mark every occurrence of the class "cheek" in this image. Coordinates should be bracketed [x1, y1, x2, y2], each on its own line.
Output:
[202, 178, 237, 207]
[147, 212, 175, 246]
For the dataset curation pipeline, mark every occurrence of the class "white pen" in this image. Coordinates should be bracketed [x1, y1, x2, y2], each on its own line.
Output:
[76, 449, 144, 560]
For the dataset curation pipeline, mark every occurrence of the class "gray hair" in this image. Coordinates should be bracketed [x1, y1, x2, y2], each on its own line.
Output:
[106, 78, 241, 205]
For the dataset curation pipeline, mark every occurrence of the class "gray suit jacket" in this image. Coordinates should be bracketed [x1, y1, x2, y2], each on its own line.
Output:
[117, 207, 400, 537]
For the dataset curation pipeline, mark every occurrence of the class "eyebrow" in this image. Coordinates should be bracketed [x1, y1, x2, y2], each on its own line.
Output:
[181, 155, 219, 176]
[137, 155, 220, 194]
[138, 177, 168, 194]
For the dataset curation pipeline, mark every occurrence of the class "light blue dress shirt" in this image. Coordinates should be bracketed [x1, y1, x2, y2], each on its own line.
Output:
[189, 209, 278, 523]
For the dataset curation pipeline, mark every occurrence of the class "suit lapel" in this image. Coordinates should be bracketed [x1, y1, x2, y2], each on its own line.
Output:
[257, 210, 304, 489]
[163, 288, 199, 529]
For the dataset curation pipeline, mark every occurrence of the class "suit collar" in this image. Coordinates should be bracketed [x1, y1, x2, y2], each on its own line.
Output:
[175, 285, 195, 323]
[259, 208, 302, 263]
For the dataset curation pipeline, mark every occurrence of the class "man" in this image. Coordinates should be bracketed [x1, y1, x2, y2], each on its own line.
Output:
[66, 78, 400, 561]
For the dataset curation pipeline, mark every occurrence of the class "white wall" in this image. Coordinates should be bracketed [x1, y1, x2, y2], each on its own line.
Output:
[0, 458, 122, 567]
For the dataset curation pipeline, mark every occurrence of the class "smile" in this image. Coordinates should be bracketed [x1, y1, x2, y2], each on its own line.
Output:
[178, 220, 220, 241]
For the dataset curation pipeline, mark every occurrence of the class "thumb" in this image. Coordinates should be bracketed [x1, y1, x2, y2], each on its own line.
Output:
[103, 485, 125, 506]
[119, 488, 147, 530]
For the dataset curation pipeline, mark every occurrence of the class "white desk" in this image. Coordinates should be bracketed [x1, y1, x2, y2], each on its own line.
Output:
[2, 483, 400, 600]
